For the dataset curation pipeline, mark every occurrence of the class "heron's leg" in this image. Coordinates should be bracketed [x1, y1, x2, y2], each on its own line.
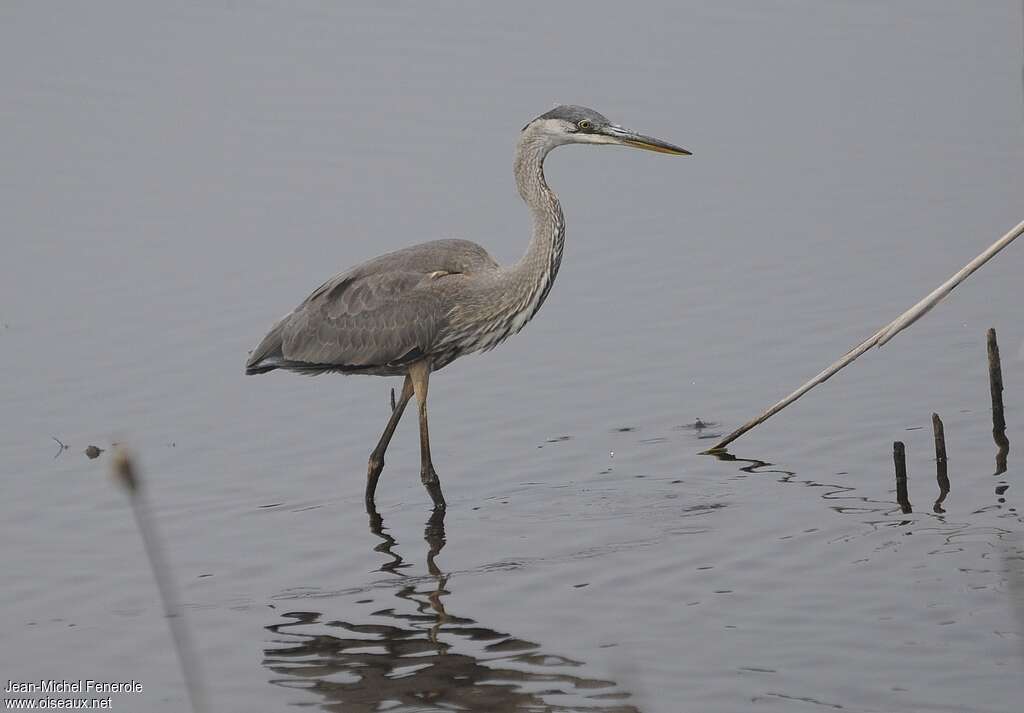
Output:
[366, 375, 414, 509]
[409, 362, 446, 509]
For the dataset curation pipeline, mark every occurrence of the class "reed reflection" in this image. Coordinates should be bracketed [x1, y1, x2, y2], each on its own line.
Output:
[707, 449, 915, 522]
[263, 506, 638, 712]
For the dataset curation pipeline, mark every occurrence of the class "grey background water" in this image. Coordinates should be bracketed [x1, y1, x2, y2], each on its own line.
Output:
[2, 2, 1023, 711]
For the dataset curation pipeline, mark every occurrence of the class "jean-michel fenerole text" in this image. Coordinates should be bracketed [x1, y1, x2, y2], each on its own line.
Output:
[5, 680, 142, 694]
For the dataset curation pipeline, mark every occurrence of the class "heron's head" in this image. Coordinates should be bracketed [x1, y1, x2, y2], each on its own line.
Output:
[522, 104, 690, 156]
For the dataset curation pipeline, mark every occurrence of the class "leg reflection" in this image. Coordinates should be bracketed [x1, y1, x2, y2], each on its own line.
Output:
[265, 508, 638, 712]
[366, 504, 408, 576]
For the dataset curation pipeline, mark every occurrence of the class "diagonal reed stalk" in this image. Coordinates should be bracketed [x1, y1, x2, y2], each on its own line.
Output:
[706, 218, 1024, 453]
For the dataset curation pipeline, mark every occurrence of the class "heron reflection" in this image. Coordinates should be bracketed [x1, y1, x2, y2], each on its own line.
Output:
[263, 507, 639, 712]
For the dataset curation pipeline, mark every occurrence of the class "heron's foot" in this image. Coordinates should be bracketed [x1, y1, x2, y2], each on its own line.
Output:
[421, 467, 446, 509]
[366, 503, 384, 532]
[426, 485, 446, 510]
[366, 454, 385, 506]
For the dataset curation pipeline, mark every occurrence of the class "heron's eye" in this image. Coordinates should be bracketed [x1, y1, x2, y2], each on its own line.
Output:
[577, 119, 592, 131]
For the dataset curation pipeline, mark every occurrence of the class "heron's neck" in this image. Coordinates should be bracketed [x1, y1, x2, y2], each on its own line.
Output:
[509, 130, 565, 319]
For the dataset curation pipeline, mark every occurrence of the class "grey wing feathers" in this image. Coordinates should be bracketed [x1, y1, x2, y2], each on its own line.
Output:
[245, 239, 497, 374]
[284, 270, 446, 368]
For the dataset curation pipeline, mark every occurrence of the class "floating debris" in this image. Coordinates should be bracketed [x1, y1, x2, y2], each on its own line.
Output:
[680, 418, 718, 430]
[84, 445, 104, 459]
[537, 435, 571, 449]
[51, 436, 69, 459]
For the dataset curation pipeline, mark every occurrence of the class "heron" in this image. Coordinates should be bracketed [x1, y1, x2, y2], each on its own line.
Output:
[245, 105, 690, 510]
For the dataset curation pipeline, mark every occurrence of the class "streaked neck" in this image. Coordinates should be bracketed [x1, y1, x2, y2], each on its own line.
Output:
[510, 128, 565, 318]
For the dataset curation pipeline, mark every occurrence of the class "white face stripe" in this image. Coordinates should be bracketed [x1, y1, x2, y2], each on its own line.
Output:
[527, 118, 624, 148]
[569, 132, 620, 145]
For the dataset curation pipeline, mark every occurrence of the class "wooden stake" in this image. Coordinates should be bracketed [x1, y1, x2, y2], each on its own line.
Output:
[987, 328, 1009, 475]
[893, 441, 912, 514]
[932, 413, 950, 513]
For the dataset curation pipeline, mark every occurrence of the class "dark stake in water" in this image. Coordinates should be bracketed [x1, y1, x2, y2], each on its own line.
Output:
[932, 413, 950, 513]
[893, 441, 912, 515]
[989, 328, 1011, 475]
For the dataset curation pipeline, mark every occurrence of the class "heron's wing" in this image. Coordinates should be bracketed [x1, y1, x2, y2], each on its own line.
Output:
[246, 239, 498, 373]
[279, 270, 450, 368]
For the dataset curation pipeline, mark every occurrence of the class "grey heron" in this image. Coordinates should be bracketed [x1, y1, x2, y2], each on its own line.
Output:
[245, 105, 689, 509]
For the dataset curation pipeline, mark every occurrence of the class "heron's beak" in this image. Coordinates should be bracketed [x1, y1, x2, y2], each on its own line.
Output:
[602, 125, 691, 156]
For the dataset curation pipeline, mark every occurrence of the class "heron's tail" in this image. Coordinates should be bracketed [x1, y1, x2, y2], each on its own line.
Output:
[245, 362, 278, 375]
[245, 318, 286, 375]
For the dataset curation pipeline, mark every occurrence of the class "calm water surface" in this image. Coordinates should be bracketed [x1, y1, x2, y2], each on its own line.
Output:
[2, 2, 1023, 712]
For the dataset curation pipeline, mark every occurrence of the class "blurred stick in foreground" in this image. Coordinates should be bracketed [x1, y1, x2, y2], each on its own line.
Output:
[707, 218, 1024, 452]
[111, 448, 206, 713]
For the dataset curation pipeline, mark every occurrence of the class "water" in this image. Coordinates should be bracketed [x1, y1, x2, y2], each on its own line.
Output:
[2, 2, 1023, 711]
